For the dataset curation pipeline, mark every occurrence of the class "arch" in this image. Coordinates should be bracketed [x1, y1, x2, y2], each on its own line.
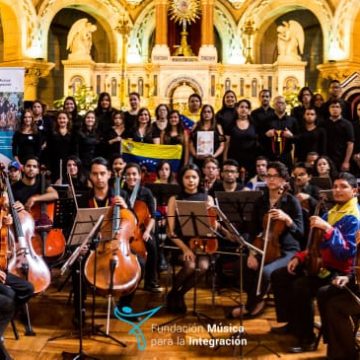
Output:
[128, 2, 155, 63]
[345, 2, 360, 61]
[238, 0, 333, 63]
[165, 77, 204, 100]
[214, 1, 244, 64]
[0, 0, 26, 60]
[38, 0, 129, 62]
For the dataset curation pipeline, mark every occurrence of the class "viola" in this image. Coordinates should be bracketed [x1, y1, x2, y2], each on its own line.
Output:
[3, 171, 51, 294]
[189, 207, 218, 254]
[84, 175, 141, 296]
[129, 180, 148, 260]
[305, 195, 326, 275]
[31, 167, 66, 259]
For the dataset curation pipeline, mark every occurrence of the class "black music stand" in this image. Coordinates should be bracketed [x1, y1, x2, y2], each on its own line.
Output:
[310, 176, 332, 190]
[144, 183, 181, 206]
[159, 200, 218, 339]
[50, 215, 105, 360]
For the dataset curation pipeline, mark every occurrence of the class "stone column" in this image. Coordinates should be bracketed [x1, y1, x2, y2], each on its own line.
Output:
[199, 0, 217, 62]
[151, 0, 170, 62]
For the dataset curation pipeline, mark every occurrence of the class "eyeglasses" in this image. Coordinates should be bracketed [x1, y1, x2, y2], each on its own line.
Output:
[265, 174, 281, 179]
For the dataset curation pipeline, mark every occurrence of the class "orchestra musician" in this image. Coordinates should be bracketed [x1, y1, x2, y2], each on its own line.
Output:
[228, 161, 304, 319]
[270, 172, 360, 353]
[11, 156, 58, 212]
[73, 157, 129, 327]
[317, 274, 360, 360]
[121, 162, 162, 293]
[0, 206, 34, 360]
[166, 164, 215, 314]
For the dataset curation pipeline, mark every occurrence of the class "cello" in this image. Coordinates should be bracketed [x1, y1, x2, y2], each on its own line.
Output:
[84, 174, 141, 296]
[31, 167, 66, 260]
[3, 171, 51, 294]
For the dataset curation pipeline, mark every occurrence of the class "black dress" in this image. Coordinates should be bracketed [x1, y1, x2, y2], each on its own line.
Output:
[72, 129, 100, 171]
[12, 131, 41, 164]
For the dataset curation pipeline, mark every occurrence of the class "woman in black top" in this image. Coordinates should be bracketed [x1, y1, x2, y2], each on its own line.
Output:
[215, 90, 237, 134]
[56, 155, 88, 192]
[72, 110, 100, 171]
[229, 162, 303, 319]
[12, 110, 41, 165]
[123, 92, 141, 133]
[152, 104, 169, 144]
[163, 110, 189, 165]
[46, 111, 73, 182]
[166, 164, 215, 313]
[190, 104, 225, 169]
[291, 87, 313, 129]
[105, 110, 127, 158]
[224, 99, 258, 177]
[63, 96, 82, 134]
[95, 92, 114, 137]
[127, 107, 154, 143]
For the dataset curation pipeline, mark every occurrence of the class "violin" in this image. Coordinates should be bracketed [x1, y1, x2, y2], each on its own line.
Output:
[253, 184, 289, 264]
[31, 167, 66, 259]
[188, 207, 218, 254]
[305, 195, 326, 275]
[2, 171, 51, 293]
[129, 180, 148, 260]
[84, 175, 141, 296]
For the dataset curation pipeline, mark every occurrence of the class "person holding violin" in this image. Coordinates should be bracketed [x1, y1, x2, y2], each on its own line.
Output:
[0, 212, 34, 360]
[11, 156, 58, 212]
[228, 161, 304, 319]
[270, 172, 360, 353]
[121, 163, 162, 293]
[166, 164, 215, 314]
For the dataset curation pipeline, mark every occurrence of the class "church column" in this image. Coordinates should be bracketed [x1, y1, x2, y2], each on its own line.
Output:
[151, 0, 171, 61]
[199, 0, 217, 62]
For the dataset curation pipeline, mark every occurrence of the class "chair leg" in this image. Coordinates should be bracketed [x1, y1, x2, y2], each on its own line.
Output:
[11, 319, 19, 340]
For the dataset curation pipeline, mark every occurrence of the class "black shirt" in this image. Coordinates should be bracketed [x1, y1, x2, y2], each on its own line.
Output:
[12, 131, 41, 164]
[251, 106, 275, 137]
[324, 117, 354, 168]
[251, 189, 303, 252]
[12, 179, 42, 205]
[215, 107, 237, 134]
[295, 126, 327, 161]
[124, 111, 138, 134]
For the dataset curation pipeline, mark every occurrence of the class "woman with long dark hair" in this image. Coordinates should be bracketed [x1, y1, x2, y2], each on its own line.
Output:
[163, 110, 189, 165]
[152, 104, 169, 144]
[46, 111, 73, 182]
[127, 107, 154, 143]
[95, 92, 114, 137]
[166, 164, 214, 313]
[63, 96, 83, 134]
[224, 99, 258, 177]
[105, 110, 127, 158]
[12, 110, 41, 165]
[215, 90, 237, 133]
[72, 110, 100, 171]
[124, 92, 141, 133]
[190, 104, 225, 168]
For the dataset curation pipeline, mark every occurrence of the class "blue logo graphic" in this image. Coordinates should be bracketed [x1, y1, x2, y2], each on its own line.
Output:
[114, 305, 162, 350]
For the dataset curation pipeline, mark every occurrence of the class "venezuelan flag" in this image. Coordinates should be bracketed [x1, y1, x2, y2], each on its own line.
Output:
[121, 139, 183, 172]
[180, 110, 200, 131]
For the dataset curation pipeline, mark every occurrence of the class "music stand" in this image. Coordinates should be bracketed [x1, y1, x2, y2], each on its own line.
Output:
[144, 183, 181, 206]
[50, 215, 105, 360]
[310, 177, 332, 190]
[159, 200, 218, 339]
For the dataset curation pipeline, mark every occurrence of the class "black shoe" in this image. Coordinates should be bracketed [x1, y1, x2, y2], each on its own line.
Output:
[144, 283, 164, 293]
[288, 340, 317, 353]
[166, 291, 186, 314]
[270, 324, 292, 335]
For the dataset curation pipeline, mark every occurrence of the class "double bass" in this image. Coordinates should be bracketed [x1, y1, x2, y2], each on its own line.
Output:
[2, 171, 51, 294]
[84, 175, 141, 296]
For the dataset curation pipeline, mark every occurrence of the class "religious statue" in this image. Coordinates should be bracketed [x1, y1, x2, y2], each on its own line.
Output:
[67, 19, 97, 60]
[276, 20, 304, 62]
